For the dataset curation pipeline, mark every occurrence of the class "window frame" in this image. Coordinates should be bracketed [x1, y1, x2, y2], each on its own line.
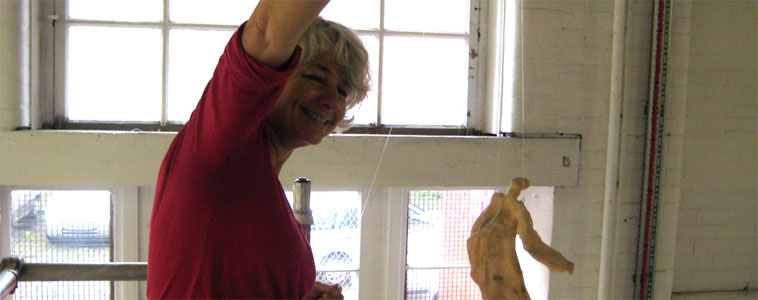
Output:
[42, 0, 489, 134]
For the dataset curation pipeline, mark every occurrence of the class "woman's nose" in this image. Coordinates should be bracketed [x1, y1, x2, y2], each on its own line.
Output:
[319, 90, 343, 110]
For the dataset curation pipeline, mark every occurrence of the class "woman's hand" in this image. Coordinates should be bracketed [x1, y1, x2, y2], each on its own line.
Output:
[305, 282, 343, 300]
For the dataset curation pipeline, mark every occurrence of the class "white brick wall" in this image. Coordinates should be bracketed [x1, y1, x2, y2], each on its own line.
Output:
[672, 0, 758, 295]
[519, 0, 651, 299]
[520, 0, 756, 298]
[650, 0, 694, 298]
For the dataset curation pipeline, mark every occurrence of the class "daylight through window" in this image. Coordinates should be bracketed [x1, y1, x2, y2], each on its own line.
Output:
[57, 0, 478, 129]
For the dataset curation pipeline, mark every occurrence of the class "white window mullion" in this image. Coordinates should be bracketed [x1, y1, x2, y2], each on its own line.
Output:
[467, 0, 485, 133]
[54, 0, 66, 121]
[385, 187, 409, 299]
[357, 186, 389, 298]
[376, 0, 385, 127]
[112, 186, 140, 300]
[161, 0, 170, 126]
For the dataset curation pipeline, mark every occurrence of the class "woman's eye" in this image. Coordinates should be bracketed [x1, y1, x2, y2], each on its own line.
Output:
[304, 74, 323, 83]
[337, 88, 347, 98]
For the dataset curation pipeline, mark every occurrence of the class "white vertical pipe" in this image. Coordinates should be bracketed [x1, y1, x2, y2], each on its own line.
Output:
[598, 0, 629, 298]
[0, 0, 31, 130]
[484, 0, 504, 135]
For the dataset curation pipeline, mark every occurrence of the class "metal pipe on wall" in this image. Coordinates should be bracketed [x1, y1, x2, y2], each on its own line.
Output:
[598, 0, 630, 298]
[0, 0, 31, 130]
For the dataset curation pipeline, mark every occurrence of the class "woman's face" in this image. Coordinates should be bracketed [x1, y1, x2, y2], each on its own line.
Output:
[266, 53, 349, 149]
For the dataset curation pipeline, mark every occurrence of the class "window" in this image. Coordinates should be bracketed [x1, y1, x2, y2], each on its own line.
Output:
[404, 188, 554, 300]
[57, 0, 249, 125]
[286, 190, 362, 300]
[322, 0, 476, 127]
[50, 0, 483, 130]
[9, 190, 113, 300]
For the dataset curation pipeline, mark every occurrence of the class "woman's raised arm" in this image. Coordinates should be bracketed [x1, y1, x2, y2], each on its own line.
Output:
[242, 0, 329, 68]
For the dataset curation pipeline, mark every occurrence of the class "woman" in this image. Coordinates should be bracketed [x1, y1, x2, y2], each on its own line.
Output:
[146, 0, 370, 299]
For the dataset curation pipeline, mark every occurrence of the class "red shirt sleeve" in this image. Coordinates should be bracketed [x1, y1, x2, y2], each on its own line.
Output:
[181, 21, 302, 166]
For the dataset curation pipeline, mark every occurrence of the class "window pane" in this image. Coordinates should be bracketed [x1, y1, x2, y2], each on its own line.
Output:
[320, 0, 380, 30]
[406, 190, 488, 299]
[382, 37, 468, 126]
[168, 29, 234, 122]
[285, 191, 361, 300]
[68, 0, 162, 22]
[10, 190, 112, 299]
[351, 34, 379, 125]
[67, 26, 162, 122]
[384, 0, 469, 33]
[170, 0, 256, 25]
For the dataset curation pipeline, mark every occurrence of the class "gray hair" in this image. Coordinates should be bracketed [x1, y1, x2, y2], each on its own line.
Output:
[298, 17, 371, 129]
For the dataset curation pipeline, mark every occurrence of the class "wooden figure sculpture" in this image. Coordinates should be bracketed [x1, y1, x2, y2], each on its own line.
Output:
[467, 177, 574, 300]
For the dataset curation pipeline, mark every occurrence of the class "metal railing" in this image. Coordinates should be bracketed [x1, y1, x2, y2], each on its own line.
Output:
[0, 256, 148, 299]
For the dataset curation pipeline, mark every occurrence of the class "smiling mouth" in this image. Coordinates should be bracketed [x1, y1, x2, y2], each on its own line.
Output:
[302, 107, 329, 125]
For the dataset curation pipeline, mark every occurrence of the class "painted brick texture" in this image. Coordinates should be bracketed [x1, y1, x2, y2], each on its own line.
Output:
[519, 1, 650, 299]
[673, 0, 758, 294]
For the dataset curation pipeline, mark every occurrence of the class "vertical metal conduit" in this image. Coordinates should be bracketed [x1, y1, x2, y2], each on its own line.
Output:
[637, 0, 672, 298]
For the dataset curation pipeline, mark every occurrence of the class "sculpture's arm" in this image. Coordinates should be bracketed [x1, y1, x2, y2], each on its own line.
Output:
[515, 203, 574, 274]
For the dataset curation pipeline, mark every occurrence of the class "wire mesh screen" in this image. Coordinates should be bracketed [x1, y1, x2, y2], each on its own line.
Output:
[10, 190, 113, 300]
[405, 190, 494, 300]
[286, 191, 361, 300]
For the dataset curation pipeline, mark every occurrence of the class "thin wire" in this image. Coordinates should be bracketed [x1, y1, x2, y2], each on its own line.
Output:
[360, 126, 393, 218]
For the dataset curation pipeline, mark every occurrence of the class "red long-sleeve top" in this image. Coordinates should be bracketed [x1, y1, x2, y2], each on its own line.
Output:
[147, 22, 316, 299]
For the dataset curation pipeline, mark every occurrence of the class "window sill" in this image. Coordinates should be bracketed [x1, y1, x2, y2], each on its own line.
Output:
[0, 131, 580, 188]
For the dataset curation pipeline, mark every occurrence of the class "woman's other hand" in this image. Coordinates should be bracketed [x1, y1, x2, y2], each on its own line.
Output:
[305, 282, 344, 300]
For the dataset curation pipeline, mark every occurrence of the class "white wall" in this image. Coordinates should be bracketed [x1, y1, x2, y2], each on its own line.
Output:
[671, 0, 758, 294]
[0, 0, 30, 130]
[518, 1, 651, 298]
